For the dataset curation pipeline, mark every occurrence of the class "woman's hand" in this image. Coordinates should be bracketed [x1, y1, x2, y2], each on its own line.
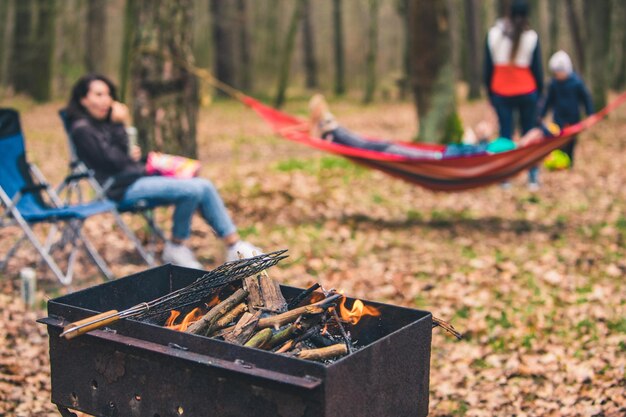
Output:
[111, 101, 131, 125]
[129, 145, 142, 162]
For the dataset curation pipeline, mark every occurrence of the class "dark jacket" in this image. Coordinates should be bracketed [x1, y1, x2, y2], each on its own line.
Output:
[70, 117, 145, 201]
[540, 73, 594, 126]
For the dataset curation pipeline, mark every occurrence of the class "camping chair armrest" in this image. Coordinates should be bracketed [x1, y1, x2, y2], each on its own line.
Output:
[62, 171, 93, 184]
[20, 184, 49, 194]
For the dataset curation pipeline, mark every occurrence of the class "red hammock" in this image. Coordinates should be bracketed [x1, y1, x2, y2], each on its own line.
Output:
[242, 93, 626, 192]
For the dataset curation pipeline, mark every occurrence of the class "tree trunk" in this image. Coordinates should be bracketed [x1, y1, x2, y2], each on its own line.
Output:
[565, 0, 585, 73]
[584, 0, 611, 109]
[11, 0, 56, 101]
[496, 0, 510, 18]
[301, 0, 319, 89]
[446, 0, 462, 81]
[264, 0, 280, 70]
[464, 0, 482, 99]
[85, 0, 107, 73]
[548, 0, 560, 56]
[363, 0, 380, 104]
[119, 0, 135, 102]
[408, 0, 460, 143]
[130, 0, 199, 158]
[0, 0, 15, 89]
[332, 0, 346, 96]
[237, 0, 252, 91]
[273, 0, 305, 108]
[211, 0, 236, 96]
[610, 0, 626, 89]
[395, 0, 411, 100]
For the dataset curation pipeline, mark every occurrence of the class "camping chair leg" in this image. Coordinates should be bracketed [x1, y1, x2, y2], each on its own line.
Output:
[71, 223, 114, 281]
[112, 212, 156, 267]
[0, 233, 27, 271]
[143, 210, 168, 242]
[14, 218, 73, 285]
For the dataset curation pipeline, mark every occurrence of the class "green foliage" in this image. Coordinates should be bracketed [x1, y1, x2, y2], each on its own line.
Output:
[607, 318, 626, 334]
[442, 111, 464, 144]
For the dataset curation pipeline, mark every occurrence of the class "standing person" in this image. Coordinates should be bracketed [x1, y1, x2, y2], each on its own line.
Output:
[540, 50, 594, 167]
[484, 0, 543, 190]
[66, 74, 261, 268]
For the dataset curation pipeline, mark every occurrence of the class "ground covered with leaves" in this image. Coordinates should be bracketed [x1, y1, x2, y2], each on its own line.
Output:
[1, 95, 625, 416]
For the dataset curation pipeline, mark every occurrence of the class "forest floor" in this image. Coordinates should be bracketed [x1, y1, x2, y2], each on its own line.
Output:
[1, 93, 625, 416]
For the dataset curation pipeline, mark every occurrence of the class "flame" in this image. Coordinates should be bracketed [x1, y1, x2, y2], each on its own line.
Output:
[205, 294, 221, 308]
[338, 297, 381, 325]
[164, 307, 204, 332]
[165, 310, 181, 327]
[309, 291, 325, 303]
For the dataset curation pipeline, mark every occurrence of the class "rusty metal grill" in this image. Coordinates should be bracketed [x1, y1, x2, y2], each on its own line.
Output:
[39, 264, 432, 417]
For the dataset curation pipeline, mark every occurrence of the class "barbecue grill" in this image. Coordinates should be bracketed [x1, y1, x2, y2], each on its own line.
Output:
[39, 264, 432, 417]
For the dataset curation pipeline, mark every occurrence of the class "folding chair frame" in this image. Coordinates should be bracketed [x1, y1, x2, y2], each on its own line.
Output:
[58, 110, 167, 265]
[0, 162, 113, 285]
[56, 162, 158, 267]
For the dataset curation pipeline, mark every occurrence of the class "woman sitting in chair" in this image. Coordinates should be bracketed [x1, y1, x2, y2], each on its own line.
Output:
[66, 74, 261, 268]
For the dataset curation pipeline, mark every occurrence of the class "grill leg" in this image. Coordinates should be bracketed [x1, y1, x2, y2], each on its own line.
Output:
[57, 405, 78, 417]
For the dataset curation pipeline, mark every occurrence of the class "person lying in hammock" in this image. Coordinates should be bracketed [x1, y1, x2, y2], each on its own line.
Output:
[308, 94, 560, 160]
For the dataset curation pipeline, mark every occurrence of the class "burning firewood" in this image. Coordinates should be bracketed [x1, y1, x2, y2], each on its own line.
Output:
[186, 288, 249, 336]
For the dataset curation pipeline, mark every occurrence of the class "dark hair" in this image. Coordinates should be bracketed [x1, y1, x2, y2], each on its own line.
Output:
[66, 73, 118, 123]
[509, 0, 530, 62]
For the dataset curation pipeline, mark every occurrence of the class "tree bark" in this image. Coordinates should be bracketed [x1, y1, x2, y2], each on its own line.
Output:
[395, 0, 411, 100]
[85, 0, 107, 73]
[565, 0, 585, 73]
[0, 0, 15, 89]
[610, 0, 626, 89]
[211, 0, 237, 96]
[273, 0, 305, 108]
[584, 0, 611, 109]
[236, 0, 252, 91]
[130, 0, 199, 158]
[11, 0, 56, 101]
[464, 0, 482, 99]
[119, 0, 135, 102]
[332, 0, 346, 96]
[548, 0, 560, 56]
[301, 0, 319, 89]
[363, 0, 380, 104]
[408, 0, 461, 143]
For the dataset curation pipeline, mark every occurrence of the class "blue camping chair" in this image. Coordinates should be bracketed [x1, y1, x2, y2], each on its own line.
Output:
[58, 110, 168, 264]
[0, 108, 115, 285]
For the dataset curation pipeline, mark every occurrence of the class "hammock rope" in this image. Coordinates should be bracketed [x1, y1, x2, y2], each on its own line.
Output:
[179, 58, 626, 192]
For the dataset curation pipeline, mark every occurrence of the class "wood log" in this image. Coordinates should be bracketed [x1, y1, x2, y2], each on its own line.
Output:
[265, 323, 298, 350]
[243, 269, 287, 313]
[213, 303, 247, 330]
[257, 294, 341, 329]
[186, 289, 249, 335]
[287, 283, 321, 309]
[223, 310, 261, 345]
[257, 305, 324, 329]
[244, 328, 273, 348]
[274, 324, 321, 353]
[294, 344, 348, 361]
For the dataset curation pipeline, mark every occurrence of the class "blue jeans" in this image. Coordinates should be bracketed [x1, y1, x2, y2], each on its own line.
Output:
[491, 92, 539, 184]
[329, 127, 443, 159]
[122, 176, 237, 240]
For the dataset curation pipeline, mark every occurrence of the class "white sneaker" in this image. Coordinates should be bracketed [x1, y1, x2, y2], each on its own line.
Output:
[162, 242, 202, 269]
[226, 241, 263, 262]
[528, 182, 540, 192]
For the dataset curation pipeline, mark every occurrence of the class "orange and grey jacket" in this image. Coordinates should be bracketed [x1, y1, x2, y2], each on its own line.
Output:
[484, 20, 543, 97]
